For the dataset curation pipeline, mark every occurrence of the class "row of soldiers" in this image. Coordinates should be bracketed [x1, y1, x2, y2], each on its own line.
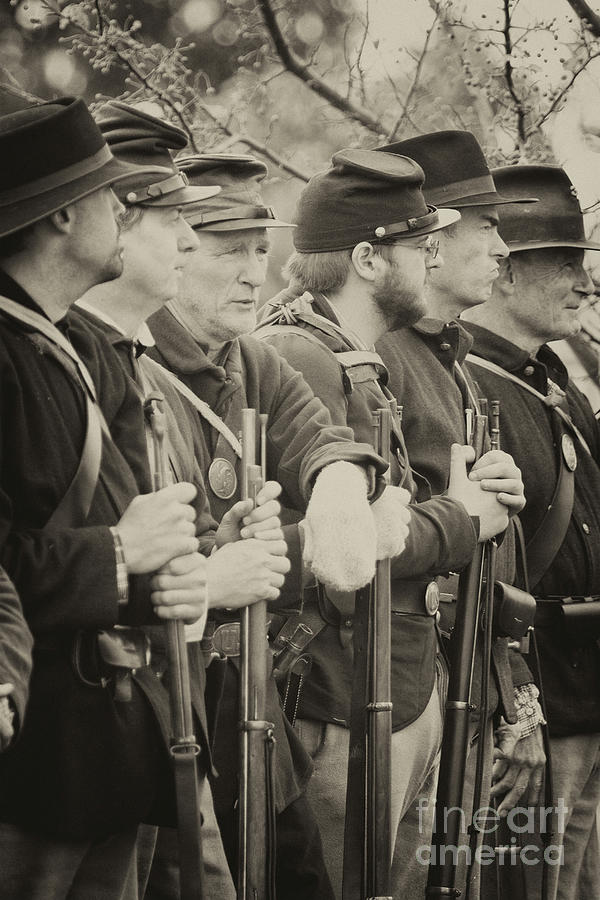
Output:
[0, 94, 597, 900]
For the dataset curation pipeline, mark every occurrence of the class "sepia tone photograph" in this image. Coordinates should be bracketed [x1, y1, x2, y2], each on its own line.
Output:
[0, 1, 599, 898]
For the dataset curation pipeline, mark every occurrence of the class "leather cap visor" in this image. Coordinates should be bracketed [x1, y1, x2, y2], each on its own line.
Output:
[95, 101, 220, 207]
[293, 148, 460, 252]
[178, 154, 293, 230]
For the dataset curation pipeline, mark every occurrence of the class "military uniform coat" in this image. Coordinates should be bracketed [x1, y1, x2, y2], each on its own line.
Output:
[147, 304, 386, 812]
[256, 293, 481, 731]
[464, 322, 600, 736]
[0, 271, 188, 839]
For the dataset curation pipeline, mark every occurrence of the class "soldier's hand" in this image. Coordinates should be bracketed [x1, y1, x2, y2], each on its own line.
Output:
[491, 722, 546, 816]
[215, 481, 283, 546]
[447, 444, 509, 541]
[150, 551, 207, 623]
[0, 684, 15, 752]
[115, 482, 199, 574]
[469, 450, 526, 515]
[207, 539, 291, 608]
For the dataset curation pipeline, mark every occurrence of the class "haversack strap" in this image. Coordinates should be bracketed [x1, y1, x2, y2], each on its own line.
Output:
[141, 355, 242, 458]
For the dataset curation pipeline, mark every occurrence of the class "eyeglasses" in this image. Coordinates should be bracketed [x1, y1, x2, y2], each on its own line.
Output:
[377, 236, 440, 259]
[421, 238, 440, 259]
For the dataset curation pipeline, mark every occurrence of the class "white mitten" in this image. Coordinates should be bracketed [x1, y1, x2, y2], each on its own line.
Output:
[303, 461, 376, 591]
[371, 485, 411, 560]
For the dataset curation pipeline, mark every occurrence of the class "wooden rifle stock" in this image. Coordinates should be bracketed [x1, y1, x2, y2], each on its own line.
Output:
[342, 406, 393, 900]
[237, 409, 276, 900]
[145, 393, 204, 900]
[427, 412, 491, 899]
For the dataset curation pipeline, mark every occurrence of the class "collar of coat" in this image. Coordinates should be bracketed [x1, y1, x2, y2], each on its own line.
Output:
[463, 320, 569, 393]
[412, 315, 474, 367]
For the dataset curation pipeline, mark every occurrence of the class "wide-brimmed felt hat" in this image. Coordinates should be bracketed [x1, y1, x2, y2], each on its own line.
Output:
[177, 154, 293, 230]
[94, 101, 220, 207]
[378, 131, 536, 208]
[0, 96, 158, 239]
[492, 164, 600, 252]
[292, 148, 460, 252]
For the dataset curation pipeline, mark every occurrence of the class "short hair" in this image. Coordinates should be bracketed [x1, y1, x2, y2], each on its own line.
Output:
[284, 242, 397, 294]
[0, 223, 36, 262]
[118, 205, 144, 232]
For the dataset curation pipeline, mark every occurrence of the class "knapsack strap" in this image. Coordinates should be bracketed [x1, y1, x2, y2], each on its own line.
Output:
[466, 352, 577, 589]
[0, 296, 109, 528]
[141, 355, 242, 458]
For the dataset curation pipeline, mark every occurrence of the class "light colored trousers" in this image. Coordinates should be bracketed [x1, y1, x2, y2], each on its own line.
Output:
[543, 733, 600, 900]
[125, 779, 236, 900]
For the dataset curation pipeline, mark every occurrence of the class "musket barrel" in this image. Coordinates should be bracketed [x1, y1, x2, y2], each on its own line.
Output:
[238, 409, 274, 900]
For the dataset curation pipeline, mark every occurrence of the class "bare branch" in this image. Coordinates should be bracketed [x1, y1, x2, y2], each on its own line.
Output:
[0, 67, 44, 106]
[219, 132, 311, 181]
[566, 0, 600, 37]
[386, 6, 440, 141]
[256, 0, 383, 134]
[529, 47, 600, 134]
[502, 0, 527, 145]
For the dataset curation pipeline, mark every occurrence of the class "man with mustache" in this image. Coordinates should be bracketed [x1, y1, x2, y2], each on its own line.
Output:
[462, 164, 600, 900]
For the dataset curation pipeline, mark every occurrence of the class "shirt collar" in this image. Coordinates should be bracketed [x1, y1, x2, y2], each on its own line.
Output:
[75, 299, 155, 348]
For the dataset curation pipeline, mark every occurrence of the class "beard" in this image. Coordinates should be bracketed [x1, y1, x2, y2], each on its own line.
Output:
[373, 262, 426, 331]
[96, 239, 124, 285]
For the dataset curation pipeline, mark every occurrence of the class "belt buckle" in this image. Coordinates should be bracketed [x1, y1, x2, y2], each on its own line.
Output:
[212, 622, 241, 657]
[425, 582, 440, 616]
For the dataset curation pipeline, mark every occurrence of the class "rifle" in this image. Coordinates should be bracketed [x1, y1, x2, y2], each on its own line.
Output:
[342, 405, 393, 900]
[145, 392, 205, 900]
[238, 408, 276, 900]
[426, 409, 492, 899]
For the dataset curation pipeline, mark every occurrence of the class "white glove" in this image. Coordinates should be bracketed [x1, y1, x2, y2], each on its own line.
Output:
[371, 485, 411, 560]
[303, 461, 376, 591]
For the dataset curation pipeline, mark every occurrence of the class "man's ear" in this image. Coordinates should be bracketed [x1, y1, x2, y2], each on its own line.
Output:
[350, 241, 381, 283]
[497, 257, 516, 294]
[47, 205, 75, 236]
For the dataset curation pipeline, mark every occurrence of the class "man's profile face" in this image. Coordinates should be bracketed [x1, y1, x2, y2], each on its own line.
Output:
[70, 186, 125, 285]
[118, 206, 199, 315]
[428, 205, 508, 311]
[372, 234, 439, 330]
[175, 227, 270, 347]
[509, 247, 594, 344]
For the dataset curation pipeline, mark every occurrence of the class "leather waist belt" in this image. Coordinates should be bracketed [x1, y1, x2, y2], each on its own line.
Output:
[201, 620, 270, 658]
[537, 595, 600, 604]
[394, 580, 442, 617]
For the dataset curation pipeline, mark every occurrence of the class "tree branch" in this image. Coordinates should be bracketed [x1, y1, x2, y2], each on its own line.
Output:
[528, 47, 600, 135]
[503, 0, 527, 145]
[256, 0, 383, 134]
[565, 0, 600, 37]
[386, 7, 440, 141]
[0, 66, 44, 105]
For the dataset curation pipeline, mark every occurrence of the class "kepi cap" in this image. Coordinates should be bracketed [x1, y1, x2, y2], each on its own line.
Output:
[177, 154, 293, 230]
[94, 101, 220, 207]
[378, 131, 536, 208]
[492, 164, 600, 252]
[293, 148, 460, 252]
[0, 96, 158, 239]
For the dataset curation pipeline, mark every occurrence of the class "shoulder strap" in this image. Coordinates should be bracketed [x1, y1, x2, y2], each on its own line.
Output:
[0, 296, 109, 528]
[523, 414, 575, 590]
[256, 309, 410, 482]
[141, 355, 242, 458]
[466, 352, 592, 456]
[466, 352, 576, 589]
